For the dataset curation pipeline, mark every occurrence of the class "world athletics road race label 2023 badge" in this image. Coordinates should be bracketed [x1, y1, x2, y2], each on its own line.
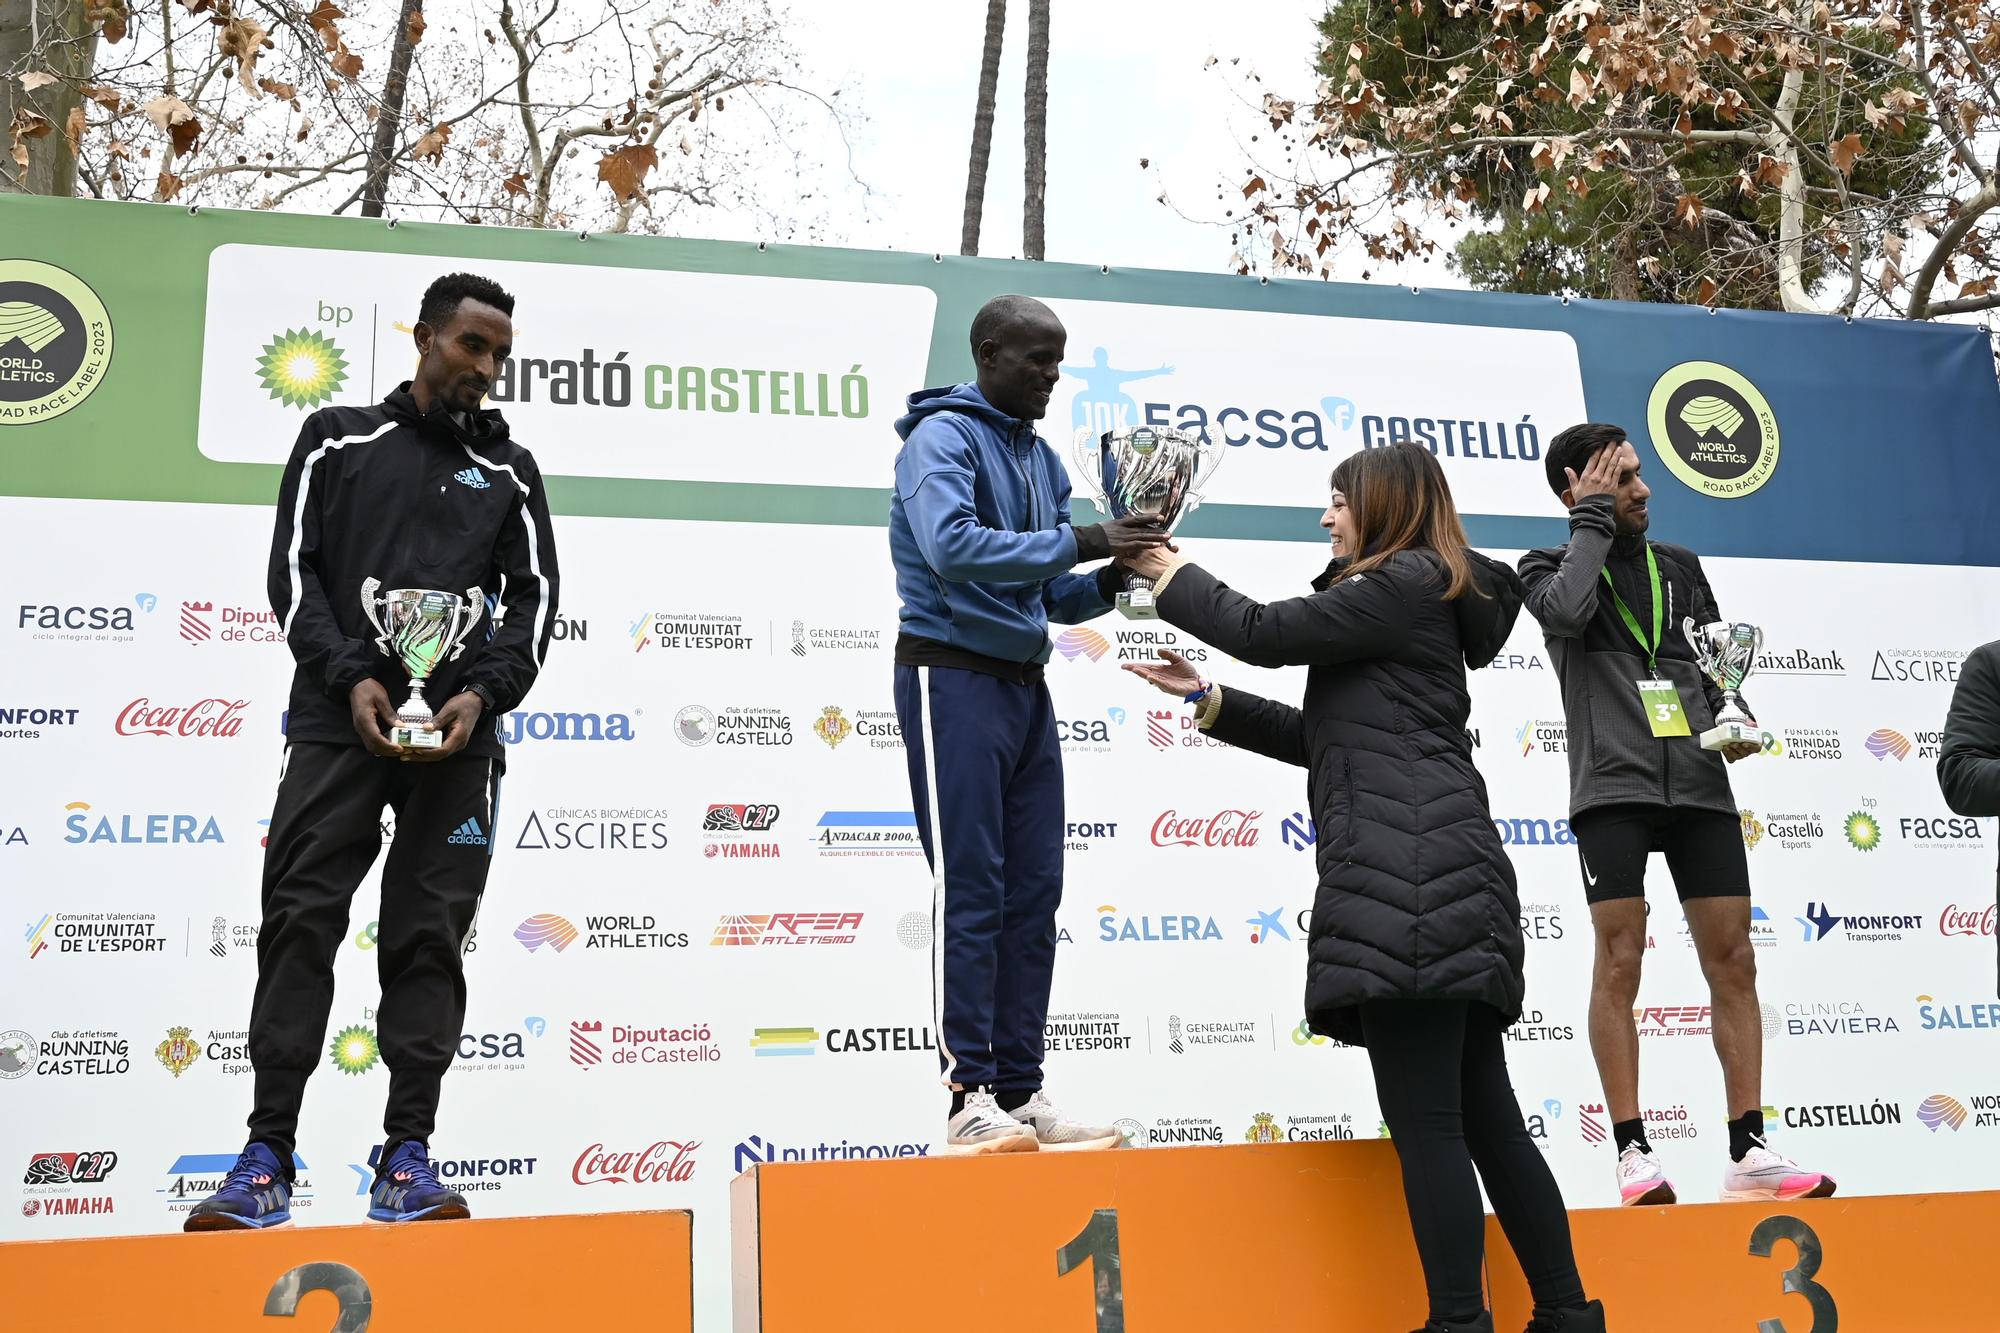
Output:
[0, 258, 115, 425]
[1646, 360, 1780, 499]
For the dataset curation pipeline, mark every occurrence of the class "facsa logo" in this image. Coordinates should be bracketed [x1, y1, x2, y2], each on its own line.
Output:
[16, 603, 139, 634]
[62, 801, 223, 845]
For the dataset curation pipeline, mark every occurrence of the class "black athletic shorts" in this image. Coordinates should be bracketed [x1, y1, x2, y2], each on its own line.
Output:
[1569, 803, 1751, 905]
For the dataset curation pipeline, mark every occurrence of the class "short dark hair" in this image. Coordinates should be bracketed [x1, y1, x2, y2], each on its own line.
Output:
[418, 272, 515, 331]
[969, 294, 1056, 353]
[1543, 422, 1627, 497]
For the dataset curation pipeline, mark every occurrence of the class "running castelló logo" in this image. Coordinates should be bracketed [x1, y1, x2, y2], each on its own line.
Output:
[255, 328, 348, 408]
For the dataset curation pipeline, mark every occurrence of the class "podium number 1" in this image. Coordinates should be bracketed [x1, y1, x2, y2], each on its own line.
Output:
[1057, 1208, 1126, 1331]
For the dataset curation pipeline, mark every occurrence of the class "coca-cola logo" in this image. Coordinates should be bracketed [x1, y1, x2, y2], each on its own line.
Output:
[1940, 903, 1998, 938]
[1150, 809, 1262, 849]
[571, 1140, 699, 1186]
[115, 697, 248, 739]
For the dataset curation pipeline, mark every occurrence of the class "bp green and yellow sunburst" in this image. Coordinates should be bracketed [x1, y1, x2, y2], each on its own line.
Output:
[329, 1023, 380, 1075]
[256, 328, 349, 408]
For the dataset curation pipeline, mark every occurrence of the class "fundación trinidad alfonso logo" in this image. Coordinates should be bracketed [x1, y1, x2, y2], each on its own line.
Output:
[255, 328, 349, 409]
[329, 1023, 380, 1075]
[0, 259, 115, 426]
[1844, 811, 1883, 852]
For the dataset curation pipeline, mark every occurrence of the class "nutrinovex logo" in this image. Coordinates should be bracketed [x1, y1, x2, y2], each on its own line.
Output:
[255, 328, 349, 409]
[0, 259, 115, 425]
[1645, 361, 1779, 499]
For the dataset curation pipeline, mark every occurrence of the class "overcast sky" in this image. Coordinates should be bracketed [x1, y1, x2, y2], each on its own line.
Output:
[774, 0, 1426, 282]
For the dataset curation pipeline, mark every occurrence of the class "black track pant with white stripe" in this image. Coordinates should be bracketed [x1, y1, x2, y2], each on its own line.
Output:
[246, 741, 501, 1171]
[894, 665, 1065, 1092]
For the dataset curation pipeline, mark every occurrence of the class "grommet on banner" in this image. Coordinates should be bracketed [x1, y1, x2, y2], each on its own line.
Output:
[186, 204, 200, 216]
[933, 253, 943, 263]
[577, 230, 589, 242]
[1706, 305, 1717, 315]
[1560, 294, 1570, 305]
[1843, 313, 1854, 325]
[385, 217, 397, 229]
[1100, 264, 1111, 275]
[1258, 275, 1270, 286]
[757, 240, 767, 252]
[1410, 285, 1422, 295]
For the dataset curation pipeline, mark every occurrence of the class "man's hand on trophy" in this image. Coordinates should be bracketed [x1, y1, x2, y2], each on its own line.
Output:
[1721, 740, 1760, 763]
[1124, 544, 1182, 582]
[1073, 514, 1173, 563]
[350, 679, 406, 758]
[405, 691, 484, 763]
[1122, 648, 1203, 697]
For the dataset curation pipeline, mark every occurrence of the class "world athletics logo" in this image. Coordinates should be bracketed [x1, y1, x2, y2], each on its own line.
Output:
[1916, 1093, 1968, 1133]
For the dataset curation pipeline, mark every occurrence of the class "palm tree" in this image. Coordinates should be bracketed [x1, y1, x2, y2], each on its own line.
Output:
[1022, 0, 1049, 260]
[959, 0, 1007, 256]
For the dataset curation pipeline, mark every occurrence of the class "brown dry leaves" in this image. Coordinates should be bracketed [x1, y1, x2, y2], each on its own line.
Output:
[597, 144, 659, 203]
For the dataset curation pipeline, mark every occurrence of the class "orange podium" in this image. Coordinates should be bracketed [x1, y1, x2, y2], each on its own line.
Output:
[0, 1210, 692, 1332]
[1486, 1190, 2000, 1331]
[730, 1140, 1427, 1332]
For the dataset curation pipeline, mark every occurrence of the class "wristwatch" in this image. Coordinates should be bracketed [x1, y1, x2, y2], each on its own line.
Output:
[465, 682, 497, 713]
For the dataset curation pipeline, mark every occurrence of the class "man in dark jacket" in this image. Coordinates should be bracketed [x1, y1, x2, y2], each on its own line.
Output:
[890, 294, 1167, 1154]
[1938, 640, 2000, 993]
[1519, 422, 1831, 1208]
[184, 272, 559, 1231]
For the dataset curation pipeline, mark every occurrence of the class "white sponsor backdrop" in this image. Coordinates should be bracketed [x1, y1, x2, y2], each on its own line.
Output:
[4, 496, 2000, 1329]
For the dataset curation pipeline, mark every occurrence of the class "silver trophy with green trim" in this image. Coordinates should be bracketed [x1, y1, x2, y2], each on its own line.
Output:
[1683, 618, 1762, 751]
[359, 579, 484, 749]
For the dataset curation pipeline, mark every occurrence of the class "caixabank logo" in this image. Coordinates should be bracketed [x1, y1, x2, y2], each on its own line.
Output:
[1645, 361, 1779, 499]
[0, 259, 114, 425]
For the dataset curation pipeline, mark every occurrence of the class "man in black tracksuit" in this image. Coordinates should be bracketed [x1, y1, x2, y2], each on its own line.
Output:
[1519, 423, 1831, 1210]
[186, 273, 558, 1231]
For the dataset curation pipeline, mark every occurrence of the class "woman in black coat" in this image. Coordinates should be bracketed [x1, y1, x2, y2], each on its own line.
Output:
[1125, 441, 1604, 1333]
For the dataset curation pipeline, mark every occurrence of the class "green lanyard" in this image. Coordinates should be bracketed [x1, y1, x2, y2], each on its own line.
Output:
[1600, 545, 1663, 672]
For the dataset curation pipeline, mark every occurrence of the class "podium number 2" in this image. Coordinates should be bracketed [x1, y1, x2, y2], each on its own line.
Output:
[1057, 1208, 1126, 1331]
[265, 1262, 373, 1332]
[1748, 1216, 1836, 1333]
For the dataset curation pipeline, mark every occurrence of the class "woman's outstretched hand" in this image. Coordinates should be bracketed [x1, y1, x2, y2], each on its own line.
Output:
[1121, 647, 1204, 697]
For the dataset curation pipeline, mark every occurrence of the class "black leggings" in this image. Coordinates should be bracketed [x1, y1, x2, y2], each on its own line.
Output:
[1361, 999, 1588, 1323]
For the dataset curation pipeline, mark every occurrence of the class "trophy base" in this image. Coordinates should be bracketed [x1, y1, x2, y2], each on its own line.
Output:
[392, 724, 443, 750]
[1117, 589, 1159, 620]
[1699, 719, 1760, 752]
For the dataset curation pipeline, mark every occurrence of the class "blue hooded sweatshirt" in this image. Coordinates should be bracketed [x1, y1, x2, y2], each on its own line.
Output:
[890, 382, 1112, 664]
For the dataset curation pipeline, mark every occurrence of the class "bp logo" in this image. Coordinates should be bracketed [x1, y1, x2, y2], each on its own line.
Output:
[0, 258, 114, 425]
[256, 328, 349, 409]
[1844, 811, 1882, 852]
[1646, 360, 1779, 499]
[329, 1023, 381, 1075]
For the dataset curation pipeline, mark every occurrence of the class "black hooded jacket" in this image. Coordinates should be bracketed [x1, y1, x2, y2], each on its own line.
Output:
[266, 384, 560, 759]
[1155, 547, 1527, 1046]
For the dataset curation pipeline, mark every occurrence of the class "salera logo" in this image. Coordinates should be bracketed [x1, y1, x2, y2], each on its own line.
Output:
[1645, 361, 1779, 499]
[0, 259, 115, 425]
[255, 328, 348, 409]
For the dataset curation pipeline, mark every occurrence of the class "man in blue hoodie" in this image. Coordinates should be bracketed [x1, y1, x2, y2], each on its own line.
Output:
[891, 295, 1169, 1154]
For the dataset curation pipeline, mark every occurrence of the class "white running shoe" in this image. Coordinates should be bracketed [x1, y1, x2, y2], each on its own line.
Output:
[1615, 1145, 1677, 1206]
[944, 1090, 1039, 1156]
[1720, 1143, 1837, 1202]
[1008, 1090, 1126, 1152]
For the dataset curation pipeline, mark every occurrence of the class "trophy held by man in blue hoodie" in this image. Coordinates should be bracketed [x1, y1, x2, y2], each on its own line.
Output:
[889, 295, 1171, 1154]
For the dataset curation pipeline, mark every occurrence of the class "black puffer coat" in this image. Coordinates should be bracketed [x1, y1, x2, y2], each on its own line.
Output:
[1156, 547, 1527, 1046]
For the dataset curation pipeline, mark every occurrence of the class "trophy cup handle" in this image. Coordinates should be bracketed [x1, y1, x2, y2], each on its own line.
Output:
[1174, 430, 1226, 528]
[445, 587, 486, 663]
[1070, 428, 1112, 516]
[358, 577, 392, 654]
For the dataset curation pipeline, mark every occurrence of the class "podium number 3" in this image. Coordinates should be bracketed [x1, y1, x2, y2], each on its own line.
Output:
[1748, 1216, 1836, 1333]
[265, 1262, 373, 1332]
[1057, 1208, 1126, 1331]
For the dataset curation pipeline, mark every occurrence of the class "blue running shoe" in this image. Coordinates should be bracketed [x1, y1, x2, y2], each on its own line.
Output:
[183, 1142, 293, 1231]
[367, 1140, 471, 1223]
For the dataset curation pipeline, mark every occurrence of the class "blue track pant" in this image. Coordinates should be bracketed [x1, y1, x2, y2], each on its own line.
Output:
[894, 664, 1064, 1092]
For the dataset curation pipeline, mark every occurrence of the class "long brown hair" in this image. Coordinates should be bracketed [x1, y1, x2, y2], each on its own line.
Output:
[1328, 441, 1480, 600]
